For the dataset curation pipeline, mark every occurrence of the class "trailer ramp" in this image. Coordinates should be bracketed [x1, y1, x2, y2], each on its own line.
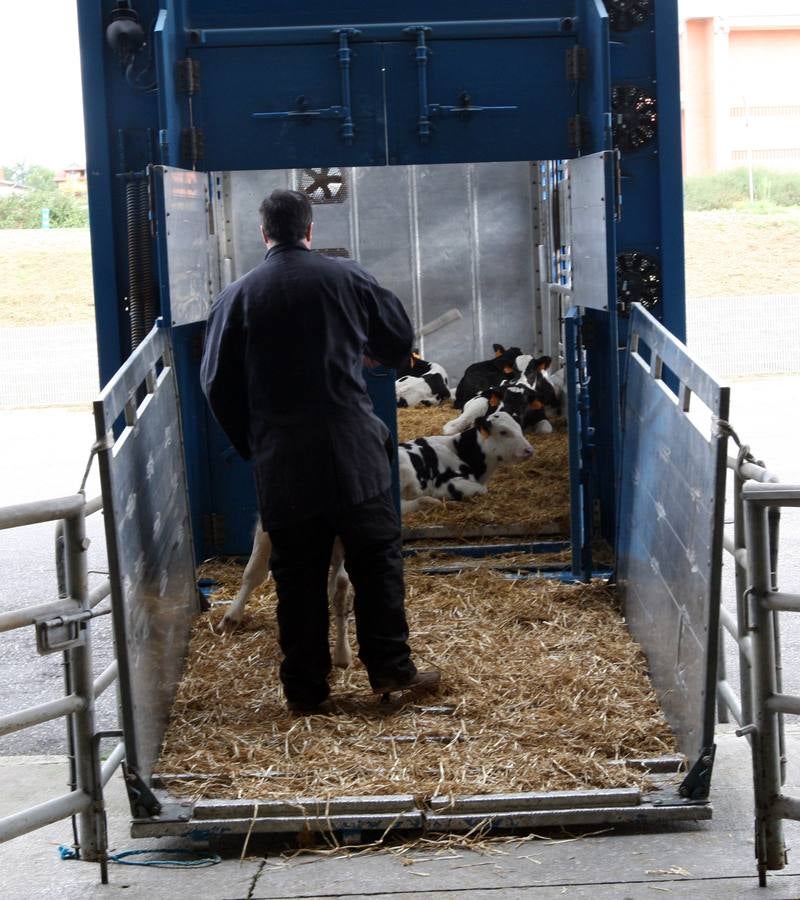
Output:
[617, 305, 730, 798]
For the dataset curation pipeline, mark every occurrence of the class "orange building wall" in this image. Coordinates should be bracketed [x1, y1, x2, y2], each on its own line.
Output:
[682, 18, 716, 176]
[681, 20, 800, 175]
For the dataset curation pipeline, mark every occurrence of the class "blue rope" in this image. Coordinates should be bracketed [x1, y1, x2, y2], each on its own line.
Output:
[59, 845, 221, 867]
[108, 848, 222, 868]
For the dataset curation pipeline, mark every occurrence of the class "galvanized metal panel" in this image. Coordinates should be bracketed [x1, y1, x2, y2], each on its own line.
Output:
[617, 305, 729, 768]
[94, 325, 198, 785]
[157, 167, 219, 326]
[215, 162, 538, 381]
[567, 152, 610, 311]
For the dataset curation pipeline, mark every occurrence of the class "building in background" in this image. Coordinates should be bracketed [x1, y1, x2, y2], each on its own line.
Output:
[54, 164, 87, 198]
[680, 1, 800, 175]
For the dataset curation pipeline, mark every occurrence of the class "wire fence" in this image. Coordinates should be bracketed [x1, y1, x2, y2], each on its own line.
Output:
[0, 295, 797, 409]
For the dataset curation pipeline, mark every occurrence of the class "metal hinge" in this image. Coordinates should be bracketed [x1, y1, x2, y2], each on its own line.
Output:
[180, 127, 205, 168]
[176, 58, 200, 95]
[565, 46, 588, 81]
[123, 763, 162, 818]
[679, 744, 716, 800]
[568, 115, 589, 152]
[204, 513, 225, 551]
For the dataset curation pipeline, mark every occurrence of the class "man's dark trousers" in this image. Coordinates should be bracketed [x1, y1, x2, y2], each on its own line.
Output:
[267, 490, 417, 707]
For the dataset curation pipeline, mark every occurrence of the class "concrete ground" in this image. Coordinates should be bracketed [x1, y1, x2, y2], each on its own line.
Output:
[2, 727, 800, 898]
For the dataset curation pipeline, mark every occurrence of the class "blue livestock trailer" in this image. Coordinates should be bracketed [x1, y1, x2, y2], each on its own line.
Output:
[71, 0, 735, 865]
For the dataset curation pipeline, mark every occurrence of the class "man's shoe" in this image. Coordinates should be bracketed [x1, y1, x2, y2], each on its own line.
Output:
[371, 670, 441, 696]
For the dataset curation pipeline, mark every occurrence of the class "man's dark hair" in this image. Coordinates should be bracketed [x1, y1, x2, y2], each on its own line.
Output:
[259, 190, 313, 245]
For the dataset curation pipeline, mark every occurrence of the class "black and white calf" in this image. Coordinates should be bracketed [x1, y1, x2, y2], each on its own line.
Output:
[443, 383, 553, 435]
[396, 362, 451, 407]
[218, 524, 354, 669]
[452, 345, 523, 409]
[514, 354, 563, 418]
[399, 410, 533, 514]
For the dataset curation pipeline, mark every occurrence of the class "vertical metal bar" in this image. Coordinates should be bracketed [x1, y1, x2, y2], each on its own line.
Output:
[744, 499, 787, 880]
[768, 507, 787, 785]
[347, 167, 361, 262]
[578, 344, 594, 579]
[333, 29, 359, 144]
[406, 27, 432, 142]
[63, 506, 104, 862]
[564, 310, 583, 578]
[466, 164, 484, 355]
[734, 470, 754, 729]
[407, 167, 424, 351]
[716, 621, 730, 724]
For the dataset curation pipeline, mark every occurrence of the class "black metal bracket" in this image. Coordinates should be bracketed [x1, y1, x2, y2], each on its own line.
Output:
[679, 744, 716, 800]
[123, 762, 163, 818]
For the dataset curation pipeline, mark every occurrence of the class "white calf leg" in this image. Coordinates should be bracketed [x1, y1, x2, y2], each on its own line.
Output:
[329, 538, 353, 668]
[442, 396, 489, 435]
[219, 522, 271, 632]
[400, 496, 443, 515]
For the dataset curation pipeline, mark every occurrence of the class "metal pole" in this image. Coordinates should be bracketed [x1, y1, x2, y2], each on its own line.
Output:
[63, 506, 104, 862]
[733, 470, 754, 728]
[744, 499, 786, 881]
[768, 507, 786, 785]
[716, 621, 730, 724]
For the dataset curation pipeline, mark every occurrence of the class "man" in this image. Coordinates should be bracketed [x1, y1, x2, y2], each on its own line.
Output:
[200, 189, 439, 713]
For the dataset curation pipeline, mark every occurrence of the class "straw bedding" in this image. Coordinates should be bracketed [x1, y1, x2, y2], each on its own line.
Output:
[156, 404, 674, 804]
[397, 406, 571, 535]
[157, 567, 676, 802]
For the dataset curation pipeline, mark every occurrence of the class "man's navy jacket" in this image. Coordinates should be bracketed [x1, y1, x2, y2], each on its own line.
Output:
[200, 242, 413, 528]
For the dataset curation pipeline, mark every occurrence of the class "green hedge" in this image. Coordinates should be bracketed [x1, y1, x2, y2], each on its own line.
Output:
[684, 168, 800, 211]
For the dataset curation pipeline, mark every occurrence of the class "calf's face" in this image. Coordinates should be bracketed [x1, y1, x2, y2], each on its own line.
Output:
[476, 411, 534, 462]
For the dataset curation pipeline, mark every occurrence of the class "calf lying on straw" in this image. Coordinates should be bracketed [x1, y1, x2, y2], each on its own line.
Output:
[218, 523, 354, 669]
[399, 410, 534, 514]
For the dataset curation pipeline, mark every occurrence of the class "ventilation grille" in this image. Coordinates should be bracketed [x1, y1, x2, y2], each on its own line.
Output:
[299, 167, 347, 204]
[603, 0, 652, 32]
[612, 85, 658, 153]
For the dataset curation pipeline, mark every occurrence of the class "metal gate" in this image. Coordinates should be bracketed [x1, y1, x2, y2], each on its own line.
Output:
[617, 305, 729, 794]
[0, 491, 124, 883]
[93, 322, 199, 794]
[715, 433, 800, 884]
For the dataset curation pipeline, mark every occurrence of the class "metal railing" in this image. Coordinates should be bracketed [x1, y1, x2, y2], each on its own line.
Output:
[715, 438, 800, 885]
[0, 492, 123, 882]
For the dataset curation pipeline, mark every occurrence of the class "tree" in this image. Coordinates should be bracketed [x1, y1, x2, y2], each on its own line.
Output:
[0, 162, 88, 229]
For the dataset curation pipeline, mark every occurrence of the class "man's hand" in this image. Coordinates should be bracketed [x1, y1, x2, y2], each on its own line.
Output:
[363, 355, 380, 369]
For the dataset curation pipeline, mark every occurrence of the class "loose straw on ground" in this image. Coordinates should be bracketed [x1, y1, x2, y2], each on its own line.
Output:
[158, 568, 676, 803]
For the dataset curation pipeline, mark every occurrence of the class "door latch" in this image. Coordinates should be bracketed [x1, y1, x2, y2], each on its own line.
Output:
[251, 28, 361, 145]
[404, 26, 518, 143]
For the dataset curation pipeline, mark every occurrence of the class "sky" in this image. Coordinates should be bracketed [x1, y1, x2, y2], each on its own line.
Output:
[0, 3, 85, 171]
